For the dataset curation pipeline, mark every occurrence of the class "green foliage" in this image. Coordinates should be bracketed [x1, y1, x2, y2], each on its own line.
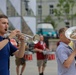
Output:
[54, 0, 76, 20]
[44, 15, 57, 29]
[44, 0, 76, 28]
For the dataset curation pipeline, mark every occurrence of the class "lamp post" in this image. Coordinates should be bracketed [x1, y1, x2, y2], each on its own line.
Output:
[21, 0, 29, 32]
[40, 0, 42, 23]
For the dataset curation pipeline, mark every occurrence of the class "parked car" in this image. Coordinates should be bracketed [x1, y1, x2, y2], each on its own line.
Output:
[36, 23, 58, 38]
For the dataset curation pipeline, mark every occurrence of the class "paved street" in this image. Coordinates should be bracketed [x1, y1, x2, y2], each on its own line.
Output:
[10, 53, 57, 75]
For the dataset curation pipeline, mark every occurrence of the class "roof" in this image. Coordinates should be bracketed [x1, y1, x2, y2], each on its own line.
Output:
[37, 23, 53, 29]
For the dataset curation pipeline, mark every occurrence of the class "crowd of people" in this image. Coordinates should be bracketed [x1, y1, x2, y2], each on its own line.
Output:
[0, 14, 50, 75]
[0, 14, 76, 75]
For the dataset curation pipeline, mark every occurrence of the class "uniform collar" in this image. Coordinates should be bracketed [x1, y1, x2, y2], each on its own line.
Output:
[60, 42, 69, 47]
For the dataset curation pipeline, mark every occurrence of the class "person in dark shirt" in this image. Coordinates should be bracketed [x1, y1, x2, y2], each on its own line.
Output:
[0, 14, 25, 75]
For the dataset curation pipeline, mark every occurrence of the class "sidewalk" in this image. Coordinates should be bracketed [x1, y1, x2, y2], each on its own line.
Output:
[10, 54, 57, 75]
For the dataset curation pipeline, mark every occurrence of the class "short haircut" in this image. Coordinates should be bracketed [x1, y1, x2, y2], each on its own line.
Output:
[0, 14, 8, 19]
[58, 27, 67, 35]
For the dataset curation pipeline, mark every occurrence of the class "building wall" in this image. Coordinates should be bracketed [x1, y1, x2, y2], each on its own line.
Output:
[36, 0, 76, 30]
[0, 0, 36, 35]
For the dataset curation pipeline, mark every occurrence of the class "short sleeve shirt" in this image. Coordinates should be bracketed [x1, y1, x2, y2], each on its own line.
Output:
[34, 41, 47, 60]
[56, 42, 76, 75]
[0, 36, 18, 75]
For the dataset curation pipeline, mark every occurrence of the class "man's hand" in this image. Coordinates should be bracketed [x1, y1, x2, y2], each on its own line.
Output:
[39, 50, 43, 53]
[16, 33, 25, 43]
[8, 29, 20, 39]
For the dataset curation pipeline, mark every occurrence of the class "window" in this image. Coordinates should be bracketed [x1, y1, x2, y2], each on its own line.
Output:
[27, 9, 31, 15]
[38, 5, 42, 15]
[49, 5, 54, 15]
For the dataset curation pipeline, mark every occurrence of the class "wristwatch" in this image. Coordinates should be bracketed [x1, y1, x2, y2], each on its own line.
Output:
[5, 36, 10, 41]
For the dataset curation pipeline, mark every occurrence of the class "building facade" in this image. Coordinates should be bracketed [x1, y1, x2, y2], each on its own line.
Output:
[0, 0, 36, 35]
[36, 0, 76, 30]
[0, 0, 76, 34]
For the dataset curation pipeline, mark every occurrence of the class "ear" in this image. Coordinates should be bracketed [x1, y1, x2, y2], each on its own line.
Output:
[60, 33, 63, 37]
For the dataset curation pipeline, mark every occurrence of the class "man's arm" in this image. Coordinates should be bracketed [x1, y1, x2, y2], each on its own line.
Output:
[13, 41, 25, 58]
[63, 50, 76, 68]
[0, 39, 10, 50]
[34, 48, 43, 53]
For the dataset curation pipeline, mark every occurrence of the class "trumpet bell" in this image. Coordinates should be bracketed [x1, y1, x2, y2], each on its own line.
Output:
[33, 34, 40, 44]
[65, 26, 76, 40]
[24, 34, 40, 44]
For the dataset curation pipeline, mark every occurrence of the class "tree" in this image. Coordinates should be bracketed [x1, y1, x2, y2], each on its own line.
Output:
[54, 0, 76, 26]
[44, 15, 57, 29]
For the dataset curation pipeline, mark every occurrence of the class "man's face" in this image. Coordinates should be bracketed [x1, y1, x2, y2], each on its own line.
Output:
[0, 18, 9, 35]
[60, 31, 71, 44]
[40, 35, 44, 41]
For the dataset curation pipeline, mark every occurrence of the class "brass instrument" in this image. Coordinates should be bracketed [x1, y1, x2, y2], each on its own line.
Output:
[23, 33, 40, 44]
[65, 26, 76, 40]
[4, 30, 40, 44]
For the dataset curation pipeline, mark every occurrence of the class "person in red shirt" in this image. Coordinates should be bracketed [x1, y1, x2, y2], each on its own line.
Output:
[34, 35, 49, 75]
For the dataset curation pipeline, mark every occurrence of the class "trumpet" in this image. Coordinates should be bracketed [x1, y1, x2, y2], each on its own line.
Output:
[23, 33, 40, 44]
[4, 30, 40, 44]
